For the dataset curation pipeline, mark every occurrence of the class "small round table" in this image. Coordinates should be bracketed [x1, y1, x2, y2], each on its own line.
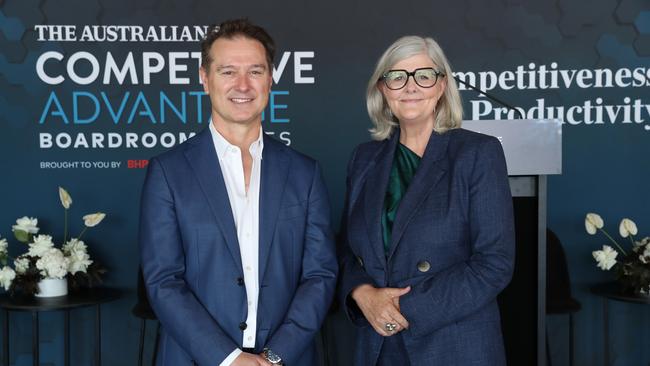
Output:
[0, 287, 123, 366]
[590, 282, 650, 366]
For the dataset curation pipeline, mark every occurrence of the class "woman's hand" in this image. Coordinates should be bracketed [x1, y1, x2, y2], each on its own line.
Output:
[351, 284, 411, 336]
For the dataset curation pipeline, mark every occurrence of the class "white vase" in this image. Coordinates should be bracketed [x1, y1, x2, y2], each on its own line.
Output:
[35, 278, 68, 297]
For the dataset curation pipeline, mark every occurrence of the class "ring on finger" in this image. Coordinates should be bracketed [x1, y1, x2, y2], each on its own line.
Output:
[384, 322, 397, 332]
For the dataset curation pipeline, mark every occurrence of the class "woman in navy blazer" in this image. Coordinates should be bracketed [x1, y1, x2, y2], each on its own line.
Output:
[338, 36, 515, 365]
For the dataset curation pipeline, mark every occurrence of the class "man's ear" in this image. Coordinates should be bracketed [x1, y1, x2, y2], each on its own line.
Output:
[199, 66, 209, 94]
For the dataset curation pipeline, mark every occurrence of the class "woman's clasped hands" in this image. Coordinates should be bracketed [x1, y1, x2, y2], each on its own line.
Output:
[351, 284, 411, 337]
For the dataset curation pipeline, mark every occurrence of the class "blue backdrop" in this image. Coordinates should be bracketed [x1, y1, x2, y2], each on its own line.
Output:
[1, 0, 649, 365]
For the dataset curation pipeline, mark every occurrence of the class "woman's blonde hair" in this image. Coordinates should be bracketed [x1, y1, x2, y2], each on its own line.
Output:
[367, 36, 463, 140]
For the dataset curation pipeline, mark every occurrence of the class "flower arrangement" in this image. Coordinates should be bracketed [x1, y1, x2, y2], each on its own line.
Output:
[0, 187, 107, 296]
[586, 213, 650, 295]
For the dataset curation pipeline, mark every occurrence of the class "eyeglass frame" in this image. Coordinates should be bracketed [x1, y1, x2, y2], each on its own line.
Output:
[380, 67, 446, 90]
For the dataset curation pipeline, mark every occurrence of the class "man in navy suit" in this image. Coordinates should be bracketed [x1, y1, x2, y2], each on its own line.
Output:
[139, 19, 337, 366]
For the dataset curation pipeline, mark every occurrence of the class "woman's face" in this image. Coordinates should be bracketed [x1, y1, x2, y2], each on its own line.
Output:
[380, 53, 446, 127]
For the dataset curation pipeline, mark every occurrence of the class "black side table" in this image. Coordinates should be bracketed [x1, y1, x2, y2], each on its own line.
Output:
[0, 287, 123, 366]
[590, 282, 650, 366]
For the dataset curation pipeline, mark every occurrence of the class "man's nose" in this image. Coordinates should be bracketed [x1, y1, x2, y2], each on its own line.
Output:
[234, 74, 251, 91]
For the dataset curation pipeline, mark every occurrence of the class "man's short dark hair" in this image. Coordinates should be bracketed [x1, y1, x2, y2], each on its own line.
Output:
[200, 18, 276, 71]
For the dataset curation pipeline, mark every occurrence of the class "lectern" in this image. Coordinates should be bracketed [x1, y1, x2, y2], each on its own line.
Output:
[464, 119, 562, 366]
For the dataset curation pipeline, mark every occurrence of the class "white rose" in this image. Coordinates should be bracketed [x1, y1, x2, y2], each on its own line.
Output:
[0, 238, 8, 255]
[62, 238, 87, 256]
[592, 245, 618, 271]
[635, 237, 650, 248]
[585, 213, 604, 235]
[634, 237, 650, 253]
[67, 251, 93, 274]
[640, 246, 650, 264]
[12, 216, 39, 234]
[35, 248, 69, 279]
[28, 235, 55, 257]
[0, 266, 16, 290]
[14, 257, 30, 274]
[63, 239, 92, 274]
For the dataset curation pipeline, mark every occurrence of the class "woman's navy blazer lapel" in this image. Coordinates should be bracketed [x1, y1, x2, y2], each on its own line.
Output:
[387, 131, 450, 259]
[362, 133, 399, 268]
[360, 130, 451, 263]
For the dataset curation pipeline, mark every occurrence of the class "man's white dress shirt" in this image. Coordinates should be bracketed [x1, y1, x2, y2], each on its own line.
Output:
[210, 123, 263, 366]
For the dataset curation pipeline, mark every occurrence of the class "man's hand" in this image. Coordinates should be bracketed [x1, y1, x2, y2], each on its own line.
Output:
[231, 352, 271, 366]
[351, 284, 411, 336]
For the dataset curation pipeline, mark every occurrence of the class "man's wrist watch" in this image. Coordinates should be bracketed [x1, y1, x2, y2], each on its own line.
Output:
[262, 347, 283, 365]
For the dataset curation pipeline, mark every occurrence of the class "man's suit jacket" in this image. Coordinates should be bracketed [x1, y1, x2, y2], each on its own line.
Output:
[140, 128, 338, 366]
[338, 128, 515, 366]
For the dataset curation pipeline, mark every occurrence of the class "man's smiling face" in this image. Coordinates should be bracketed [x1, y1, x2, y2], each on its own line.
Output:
[200, 36, 272, 127]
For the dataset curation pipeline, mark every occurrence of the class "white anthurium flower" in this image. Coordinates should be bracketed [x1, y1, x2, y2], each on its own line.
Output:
[585, 213, 604, 235]
[58, 186, 72, 209]
[618, 218, 638, 238]
[83, 213, 106, 227]
[12, 216, 39, 234]
[0, 266, 16, 290]
[14, 257, 30, 274]
[27, 235, 55, 257]
[592, 245, 618, 271]
[35, 248, 69, 279]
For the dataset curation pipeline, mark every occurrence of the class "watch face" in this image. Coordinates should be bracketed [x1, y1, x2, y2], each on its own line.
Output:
[265, 349, 281, 363]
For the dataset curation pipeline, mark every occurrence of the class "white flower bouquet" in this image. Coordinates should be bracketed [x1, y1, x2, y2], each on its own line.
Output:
[586, 213, 650, 295]
[0, 187, 107, 296]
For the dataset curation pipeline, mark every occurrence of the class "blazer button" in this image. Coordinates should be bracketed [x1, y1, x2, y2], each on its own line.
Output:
[417, 260, 431, 272]
[239, 322, 247, 330]
[356, 256, 364, 267]
[236, 277, 244, 286]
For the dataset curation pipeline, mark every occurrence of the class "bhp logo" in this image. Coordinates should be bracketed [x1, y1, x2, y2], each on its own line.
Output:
[128, 160, 149, 169]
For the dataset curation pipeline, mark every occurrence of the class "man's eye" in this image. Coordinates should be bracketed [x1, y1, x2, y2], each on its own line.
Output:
[220, 70, 234, 76]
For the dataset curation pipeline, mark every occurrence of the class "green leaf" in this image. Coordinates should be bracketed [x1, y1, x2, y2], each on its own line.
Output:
[14, 230, 29, 243]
